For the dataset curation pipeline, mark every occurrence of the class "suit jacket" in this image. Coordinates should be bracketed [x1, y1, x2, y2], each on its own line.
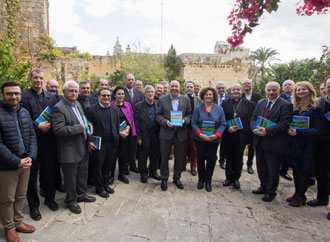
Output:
[280, 92, 292, 102]
[124, 88, 144, 106]
[85, 103, 120, 146]
[134, 100, 160, 147]
[77, 95, 94, 115]
[242, 92, 261, 104]
[185, 95, 202, 123]
[215, 93, 232, 106]
[52, 99, 89, 164]
[222, 97, 255, 145]
[89, 92, 99, 105]
[156, 94, 192, 143]
[250, 97, 293, 153]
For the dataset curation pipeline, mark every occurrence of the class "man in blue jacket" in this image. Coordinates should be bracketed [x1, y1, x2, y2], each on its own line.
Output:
[0, 82, 37, 242]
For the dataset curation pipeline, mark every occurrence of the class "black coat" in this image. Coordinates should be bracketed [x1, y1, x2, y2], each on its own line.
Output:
[77, 95, 95, 115]
[124, 88, 144, 106]
[85, 103, 120, 146]
[280, 92, 291, 102]
[0, 102, 37, 171]
[242, 92, 261, 104]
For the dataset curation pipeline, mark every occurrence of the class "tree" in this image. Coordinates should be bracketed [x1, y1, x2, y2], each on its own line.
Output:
[163, 45, 180, 81]
[227, 0, 330, 48]
[249, 47, 279, 80]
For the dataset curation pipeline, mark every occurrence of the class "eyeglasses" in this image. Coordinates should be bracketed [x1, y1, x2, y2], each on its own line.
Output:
[100, 94, 111, 97]
[4, 92, 21, 96]
[48, 85, 59, 89]
[67, 89, 79, 93]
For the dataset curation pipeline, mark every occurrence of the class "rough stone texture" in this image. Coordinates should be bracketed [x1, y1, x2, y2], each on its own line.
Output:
[0, 158, 329, 242]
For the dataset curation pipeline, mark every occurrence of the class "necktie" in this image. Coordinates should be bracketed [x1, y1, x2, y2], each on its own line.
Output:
[129, 89, 133, 99]
[219, 95, 223, 105]
[263, 101, 272, 117]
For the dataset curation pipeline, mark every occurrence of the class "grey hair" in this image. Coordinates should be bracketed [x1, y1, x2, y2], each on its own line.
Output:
[231, 83, 242, 89]
[161, 81, 169, 85]
[144, 85, 154, 93]
[63, 80, 79, 90]
[282, 79, 295, 86]
[216, 81, 225, 86]
[265, 81, 280, 91]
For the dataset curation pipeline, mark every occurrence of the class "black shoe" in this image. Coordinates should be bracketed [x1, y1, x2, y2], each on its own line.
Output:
[205, 183, 212, 192]
[109, 176, 114, 185]
[197, 180, 204, 190]
[173, 179, 184, 189]
[56, 184, 65, 193]
[280, 172, 292, 181]
[140, 176, 148, 183]
[30, 208, 41, 221]
[223, 179, 232, 187]
[149, 172, 161, 181]
[67, 203, 81, 214]
[45, 200, 59, 211]
[118, 175, 129, 184]
[105, 186, 115, 194]
[96, 190, 109, 198]
[191, 169, 197, 176]
[220, 161, 225, 169]
[327, 212, 330, 220]
[307, 199, 329, 207]
[262, 193, 276, 202]
[161, 180, 167, 191]
[252, 187, 266, 194]
[77, 195, 96, 203]
[247, 166, 254, 174]
[40, 188, 45, 198]
[233, 180, 240, 189]
[130, 166, 139, 173]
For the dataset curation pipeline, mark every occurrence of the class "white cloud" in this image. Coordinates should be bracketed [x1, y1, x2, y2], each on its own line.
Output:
[81, 0, 119, 18]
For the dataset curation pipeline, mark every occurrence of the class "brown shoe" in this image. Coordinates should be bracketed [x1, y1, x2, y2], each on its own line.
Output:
[16, 222, 35, 233]
[6, 229, 20, 242]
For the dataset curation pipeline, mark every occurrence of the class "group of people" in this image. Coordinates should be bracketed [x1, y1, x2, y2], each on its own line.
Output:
[1, 68, 330, 242]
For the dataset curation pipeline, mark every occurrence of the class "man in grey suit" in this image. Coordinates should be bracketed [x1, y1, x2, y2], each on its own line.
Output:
[52, 80, 96, 214]
[156, 80, 192, 191]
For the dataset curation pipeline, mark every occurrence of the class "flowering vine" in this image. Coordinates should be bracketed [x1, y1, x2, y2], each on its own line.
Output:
[227, 0, 330, 48]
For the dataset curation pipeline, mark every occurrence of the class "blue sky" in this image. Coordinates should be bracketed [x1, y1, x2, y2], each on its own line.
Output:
[49, 0, 330, 62]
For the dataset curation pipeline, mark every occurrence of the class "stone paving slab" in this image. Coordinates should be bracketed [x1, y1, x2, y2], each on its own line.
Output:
[1, 159, 330, 242]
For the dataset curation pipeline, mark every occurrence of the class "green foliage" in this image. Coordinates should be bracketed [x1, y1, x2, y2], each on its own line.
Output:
[108, 70, 126, 88]
[2, 0, 21, 45]
[38, 35, 64, 63]
[89, 74, 101, 93]
[0, 35, 31, 92]
[69, 52, 92, 60]
[163, 45, 180, 81]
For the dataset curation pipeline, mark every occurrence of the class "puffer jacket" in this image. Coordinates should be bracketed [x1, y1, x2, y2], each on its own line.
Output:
[0, 102, 37, 171]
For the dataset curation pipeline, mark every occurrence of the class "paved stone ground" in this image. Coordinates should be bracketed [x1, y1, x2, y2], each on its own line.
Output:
[1, 159, 330, 242]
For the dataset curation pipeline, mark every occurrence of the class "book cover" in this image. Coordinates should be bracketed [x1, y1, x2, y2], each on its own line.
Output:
[90, 136, 102, 150]
[120, 120, 130, 138]
[253, 116, 276, 129]
[170, 111, 183, 126]
[324, 111, 330, 121]
[202, 121, 215, 136]
[35, 106, 52, 123]
[226, 117, 243, 130]
[291, 116, 309, 129]
[83, 116, 91, 134]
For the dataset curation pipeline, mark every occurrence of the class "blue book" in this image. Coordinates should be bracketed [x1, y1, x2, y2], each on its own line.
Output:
[253, 116, 276, 129]
[90, 136, 102, 150]
[83, 116, 91, 134]
[325, 111, 330, 121]
[291, 116, 309, 129]
[170, 111, 183, 126]
[202, 121, 215, 136]
[36, 106, 52, 123]
[226, 117, 243, 130]
[120, 120, 130, 138]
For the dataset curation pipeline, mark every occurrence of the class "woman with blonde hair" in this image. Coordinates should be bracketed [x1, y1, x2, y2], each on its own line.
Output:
[286, 81, 323, 207]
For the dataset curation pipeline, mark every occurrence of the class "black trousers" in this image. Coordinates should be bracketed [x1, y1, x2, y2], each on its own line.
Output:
[219, 142, 226, 162]
[62, 152, 89, 205]
[92, 141, 116, 192]
[292, 169, 310, 200]
[224, 141, 245, 181]
[247, 145, 254, 167]
[256, 145, 284, 196]
[315, 144, 330, 202]
[27, 137, 57, 210]
[280, 156, 290, 174]
[160, 135, 184, 180]
[128, 135, 138, 169]
[138, 132, 160, 176]
[112, 136, 130, 176]
[195, 140, 219, 183]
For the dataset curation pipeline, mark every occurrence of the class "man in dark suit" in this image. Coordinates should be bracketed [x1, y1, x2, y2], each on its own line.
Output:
[222, 83, 255, 189]
[215, 81, 231, 169]
[183, 81, 202, 176]
[242, 79, 261, 174]
[90, 79, 108, 104]
[156, 80, 192, 191]
[86, 88, 119, 198]
[123, 73, 144, 173]
[250, 81, 293, 202]
[52, 80, 96, 214]
[21, 69, 58, 220]
[134, 85, 161, 183]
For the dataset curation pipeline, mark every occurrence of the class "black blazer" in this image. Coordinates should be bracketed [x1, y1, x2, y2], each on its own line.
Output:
[242, 92, 261, 104]
[214, 93, 232, 106]
[250, 97, 293, 153]
[124, 88, 144, 106]
[134, 100, 160, 147]
[222, 97, 255, 145]
[280, 92, 291, 102]
[85, 103, 120, 146]
[77, 95, 95, 115]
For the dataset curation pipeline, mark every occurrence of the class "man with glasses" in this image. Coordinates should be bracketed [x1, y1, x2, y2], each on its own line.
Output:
[21, 69, 58, 220]
[0, 82, 37, 242]
[46, 80, 62, 102]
